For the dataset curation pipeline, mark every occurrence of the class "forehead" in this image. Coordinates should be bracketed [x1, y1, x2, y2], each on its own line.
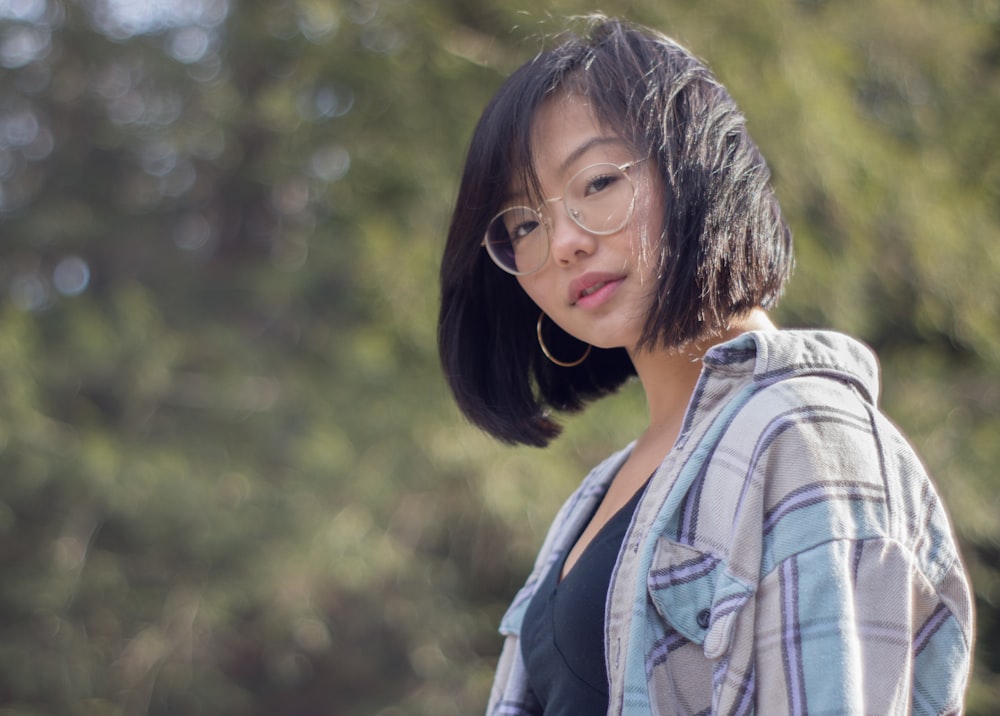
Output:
[524, 93, 632, 181]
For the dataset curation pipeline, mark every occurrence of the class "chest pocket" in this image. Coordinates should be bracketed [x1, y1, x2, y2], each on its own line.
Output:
[647, 538, 755, 660]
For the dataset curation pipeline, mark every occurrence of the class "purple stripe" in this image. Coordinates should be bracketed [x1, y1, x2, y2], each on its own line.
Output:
[711, 652, 755, 715]
[678, 473, 705, 543]
[780, 557, 808, 715]
[850, 540, 864, 590]
[733, 665, 755, 716]
[711, 591, 748, 621]
[733, 407, 870, 535]
[677, 388, 767, 543]
[646, 629, 689, 674]
[735, 410, 811, 517]
[914, 604, 949, 656]
[648, 553, 720, 590]
[763, 481, 883, 534]
[679, 368, 711, 438]
[865, 404, 895, 531]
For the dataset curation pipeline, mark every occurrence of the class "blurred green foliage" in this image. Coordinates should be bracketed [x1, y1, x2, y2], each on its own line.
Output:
[0, 0, 997, 714]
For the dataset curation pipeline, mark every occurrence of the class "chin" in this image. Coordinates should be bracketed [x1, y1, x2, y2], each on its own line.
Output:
[589, 334, 638, 351]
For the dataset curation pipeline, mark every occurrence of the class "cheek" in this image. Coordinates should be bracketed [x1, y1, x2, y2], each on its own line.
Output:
[515, 275, 545, 310]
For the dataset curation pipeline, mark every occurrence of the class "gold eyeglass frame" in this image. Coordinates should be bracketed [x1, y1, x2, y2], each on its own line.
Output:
[481, 158, 647, 276]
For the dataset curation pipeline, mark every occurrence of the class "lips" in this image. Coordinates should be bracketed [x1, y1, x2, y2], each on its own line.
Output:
[569, 272, 624, 305]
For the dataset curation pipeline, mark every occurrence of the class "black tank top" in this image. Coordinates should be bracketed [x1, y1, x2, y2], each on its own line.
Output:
[520, 484, 647, 714]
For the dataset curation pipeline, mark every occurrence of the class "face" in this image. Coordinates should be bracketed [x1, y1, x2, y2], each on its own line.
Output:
[510, 93, 664, 353]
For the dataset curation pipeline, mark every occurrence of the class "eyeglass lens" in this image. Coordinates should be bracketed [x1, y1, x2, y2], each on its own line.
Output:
[484, 162, 635, 275]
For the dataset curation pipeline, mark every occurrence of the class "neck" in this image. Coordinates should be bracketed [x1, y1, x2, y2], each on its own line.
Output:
[627, 309, 776, 443]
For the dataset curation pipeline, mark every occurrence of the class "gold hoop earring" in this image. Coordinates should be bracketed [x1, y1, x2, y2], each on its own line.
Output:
[536, 312, 591, 368]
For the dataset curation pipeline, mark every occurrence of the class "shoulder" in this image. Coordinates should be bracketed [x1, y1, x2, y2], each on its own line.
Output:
[709, 329, 909, 491]
[692, 330, 888, 479]
[686, 342, 955, 580]
[727, 375, 966, 596]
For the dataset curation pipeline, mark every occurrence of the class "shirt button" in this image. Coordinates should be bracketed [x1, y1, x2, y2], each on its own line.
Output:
[696, 608, 711, 629]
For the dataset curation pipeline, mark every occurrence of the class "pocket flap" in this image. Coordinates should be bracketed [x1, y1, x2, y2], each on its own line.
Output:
[647, 538, 754, 659]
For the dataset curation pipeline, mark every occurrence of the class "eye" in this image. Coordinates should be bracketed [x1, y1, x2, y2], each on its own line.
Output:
[584, 171, 620, 197]
[503, 215, 541, 243]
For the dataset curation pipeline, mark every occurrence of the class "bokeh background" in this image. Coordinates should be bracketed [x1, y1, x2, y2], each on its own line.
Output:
[0, 0, 997, 714]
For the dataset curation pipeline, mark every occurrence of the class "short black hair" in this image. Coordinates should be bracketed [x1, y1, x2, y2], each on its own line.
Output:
[438, 16, 793, 447]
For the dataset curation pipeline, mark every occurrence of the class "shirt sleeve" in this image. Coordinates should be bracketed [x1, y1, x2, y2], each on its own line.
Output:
[486, 634, 543, 715]
[741, 381, 973, 714]
[752, 532, 971, 715]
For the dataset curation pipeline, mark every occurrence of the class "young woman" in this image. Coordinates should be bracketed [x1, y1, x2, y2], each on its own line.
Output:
[438, 17, 973, 716]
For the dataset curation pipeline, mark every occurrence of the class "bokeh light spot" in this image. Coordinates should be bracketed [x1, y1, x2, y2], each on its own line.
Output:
[0, 24, 51, 68]
[53, 256, 91, 296]
[308, 145, 349, 183]
[168, 25, 210, 63]
[0, 106, 39, 147]
[172, 212, 212, 252]
[0, 0, 48, 23]
[10, 272, 52, 311]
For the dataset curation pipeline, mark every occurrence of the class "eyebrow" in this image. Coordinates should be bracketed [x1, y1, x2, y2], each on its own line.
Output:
[502, 135, 629, 205]
[558, 136, 628, 175]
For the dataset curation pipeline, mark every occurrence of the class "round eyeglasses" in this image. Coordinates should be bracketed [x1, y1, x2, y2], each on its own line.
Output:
[482, 159, 646, 276]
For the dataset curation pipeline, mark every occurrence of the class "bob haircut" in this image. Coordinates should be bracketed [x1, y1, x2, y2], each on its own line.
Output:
[439, 16, 793, 447]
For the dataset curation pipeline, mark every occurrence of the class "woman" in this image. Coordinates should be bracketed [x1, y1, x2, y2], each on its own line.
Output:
[438, 17, 973, 715]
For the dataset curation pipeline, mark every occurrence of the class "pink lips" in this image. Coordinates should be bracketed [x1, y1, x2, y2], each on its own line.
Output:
[569, 272, 624, 308]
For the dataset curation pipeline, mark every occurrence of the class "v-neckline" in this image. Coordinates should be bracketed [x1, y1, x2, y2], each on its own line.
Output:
[557, 479, 649, 586]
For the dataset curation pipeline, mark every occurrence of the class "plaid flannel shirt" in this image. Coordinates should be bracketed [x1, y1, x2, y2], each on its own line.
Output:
[487, 330, 973, 715]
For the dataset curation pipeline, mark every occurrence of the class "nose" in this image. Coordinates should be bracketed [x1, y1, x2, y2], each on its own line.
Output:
[547, 208, 598, 266]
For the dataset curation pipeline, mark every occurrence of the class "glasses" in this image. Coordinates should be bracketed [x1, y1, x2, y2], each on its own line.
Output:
[482, 159, 645, 276]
